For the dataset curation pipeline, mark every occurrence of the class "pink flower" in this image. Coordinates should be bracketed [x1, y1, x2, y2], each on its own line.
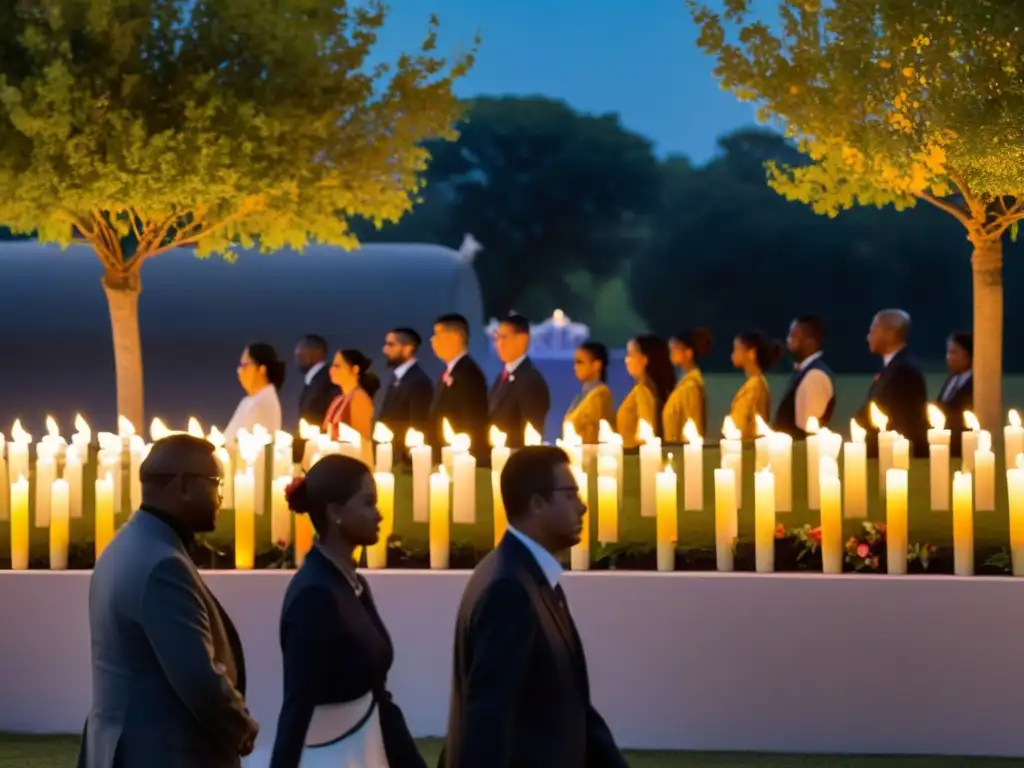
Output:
[442, 371, 453, 387]
[857, 543, 870, 558]
[808, 527, 822, 542]
[775, 523, 786, 539]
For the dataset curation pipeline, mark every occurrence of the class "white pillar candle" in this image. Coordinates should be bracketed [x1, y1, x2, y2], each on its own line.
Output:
[34, 448, 56, 528]
[768, 432, 792, 512]
[596, 456, 619, 544]
[974, 430, 995, 511]
[598, 421, 624, 506]
[10, 475, 29, 570]
[409, 440, 431, 524]
[451, 444, 476, 525]
[682, 420, 704, 511]
[490, 427, 511, 546]
[367, 471, 394, 569]
[886, 468, 908, 575]
[655, 458, 677, 571]
[95, 471, 115, 560]
[271, 476, 292, 548]
[570, 467, 591, 571]
[952, 471, 974, 576]
[49, 478, 70, 570]
[926, 405, 951, 512]
[1008, 464, 1024, 576]
[720, 416, 743, 506]
[844, 419, 868, 518]
[7, 421, 31, 502]
[128, 436, 147, 511]
[214, 447, 234, 508]
[819, 457, 843, 574]
[713, 467, 737, 572]
[891, 435, 910, 470]
[1005, 410, 1024, 472]
[637, 419, 661, 519]
[273, 432, 293, 479]
[372, 422, 394, 473]
[234, 467, 255, 570]
[0, 435, 7, 521]
[962, 410, 980, 473]
[64, 445, 83, 519]
[805, 425, 821, 510]
[754, 467, 775, 573]
[429, 466, 450, 569]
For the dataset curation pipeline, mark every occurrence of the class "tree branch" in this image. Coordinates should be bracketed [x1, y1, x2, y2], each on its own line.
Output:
[140, 210, 250, 262]
[128, 208, 144, 244]
[88, 211, 123, 271]
[949, 172, 987, 221]
[126, 211, 183, 270]
[914, 191, 972, 227]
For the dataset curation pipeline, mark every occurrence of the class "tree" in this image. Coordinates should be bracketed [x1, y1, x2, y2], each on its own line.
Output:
[0, 0, 473, 427]
[689, 0, 1024, 428]
[364, 96, 660, 317]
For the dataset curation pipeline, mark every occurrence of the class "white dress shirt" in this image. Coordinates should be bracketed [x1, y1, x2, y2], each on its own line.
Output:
[794, 351, 835, 431]
[504, 354, 527, 377]
[446, 351, 467, 375]
[941, 370, 972, 402]
[303, 360, 326, 387]
[223, 384, 282, 443]
[507, 525, 563, 587]
[393, 358, 417, 382]
[882, 346, 906, 368]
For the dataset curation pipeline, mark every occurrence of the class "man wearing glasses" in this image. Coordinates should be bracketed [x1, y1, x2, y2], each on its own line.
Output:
[78, 434, 259, 768]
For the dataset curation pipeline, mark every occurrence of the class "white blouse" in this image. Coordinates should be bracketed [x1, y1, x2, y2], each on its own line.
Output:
[223, 384, 282, 443]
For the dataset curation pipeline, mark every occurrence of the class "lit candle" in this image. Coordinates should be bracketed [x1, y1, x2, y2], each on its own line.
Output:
[819, 457, 842, 574]
[234, 466, 255, 570]
[1006, 410, 1024, 472]
[753, 416, 772, 470]
[570, 466, 590, 571]
[713, 467, 737, 572]
[35, 445, 56, 527]
[768, 430, 792, 512]
[270, 475, 291, 548]
[373, 422, 394, 473]
[655, 457, 677, 571]
[844, 419, 868, 518]
[41, 416, 67, 458]
[974, 429, 996, 511]
[0, 434, 7, 521]
[754, 466, 775, 573]
[7, 420, 31, 496]
[206, 427, 234, 508]
[598, 420, 624, 505]
[298, 419, 319, 470]
[429, 465, 450, 569]
[682, 420, 704, 511]
[64, 444, 83, 520]
[871, 402, 893, 495]
[805, 416, 821, 509]
[367, 471, 394, 569]
[406, 428, 430, 524]
[952, 471, 974, 576]
[558, 422, 583, 468]
[451, 433, 476, 525]
[440, 418, 457, 474]
[294, 513, 315, 566]
[118, 416, 137, 510]
[637, 419, 661, 519]
[524, 422, 543, 446]
[596, 455, 619, 544]
[187, 417, 205, 438]
[886, 468, 908, 575]
[97, 432, 124, 516]
[273, 431, 293, 479]
[10, 474, 29, 570]
[128, 435, 147, 511]
[720, 416, 743, 506]
[926, 405, 951, 512]
[336, 422, 364, 465]
[49, 478, 70, 570]
[891, 434, 910, 471]
[95, 471, 115, 559]
[1008, 456, 1024, 576]
[962, 410, 980, 473]
[490, 426, 510, 546]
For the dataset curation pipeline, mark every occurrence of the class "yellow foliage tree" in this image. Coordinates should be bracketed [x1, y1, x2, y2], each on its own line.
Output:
[0, 0, 474, 427]
[689, 0, 1024, 429]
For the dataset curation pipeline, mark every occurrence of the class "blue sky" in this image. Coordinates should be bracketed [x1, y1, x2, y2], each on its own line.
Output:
[376, 0, 760, 162]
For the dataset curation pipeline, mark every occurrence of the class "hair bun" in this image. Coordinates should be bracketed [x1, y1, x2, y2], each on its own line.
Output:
[284, 476, 310, 513]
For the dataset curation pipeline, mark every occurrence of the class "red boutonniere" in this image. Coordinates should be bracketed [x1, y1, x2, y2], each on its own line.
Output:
[873, 373, 881, 382]
[442, 371, 453, 387]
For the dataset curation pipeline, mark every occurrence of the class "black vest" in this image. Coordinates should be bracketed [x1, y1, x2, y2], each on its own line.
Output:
[772, 356, 836, 439]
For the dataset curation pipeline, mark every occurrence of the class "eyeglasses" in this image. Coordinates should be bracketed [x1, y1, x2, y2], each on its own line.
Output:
[143, 473, 224, 490]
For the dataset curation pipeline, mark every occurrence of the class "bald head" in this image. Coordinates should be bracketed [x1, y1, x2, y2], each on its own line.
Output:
[141, 434, 218, 481]
[868, 309, 911, 356]
[140, 435, 223, 532]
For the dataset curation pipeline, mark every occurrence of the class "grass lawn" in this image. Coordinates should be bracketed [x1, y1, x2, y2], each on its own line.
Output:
[1, 735, 1018, 767]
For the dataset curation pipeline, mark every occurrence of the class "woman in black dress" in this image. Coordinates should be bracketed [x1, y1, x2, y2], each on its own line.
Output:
[269, 454, 424, 768]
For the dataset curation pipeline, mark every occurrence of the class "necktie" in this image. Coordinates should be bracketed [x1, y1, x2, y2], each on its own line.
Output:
[500, 368, 510, 382]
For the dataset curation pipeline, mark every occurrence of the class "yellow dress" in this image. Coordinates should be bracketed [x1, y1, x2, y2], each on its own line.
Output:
[729, 374, 770, 442]
[564, 383, 615, 444]
[616, 378, 660, 449]
[662, 368, 706, 442]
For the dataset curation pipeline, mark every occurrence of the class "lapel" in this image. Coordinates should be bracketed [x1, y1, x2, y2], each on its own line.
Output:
[501, 533, 575, 653]
[490, 358, 529, 410]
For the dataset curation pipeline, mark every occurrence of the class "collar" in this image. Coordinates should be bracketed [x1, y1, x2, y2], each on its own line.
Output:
[446, 351, 467, 374]
[796, 351, 823, 372]
[393, 358, 417, 381]
[882, 346, 906, 367]
[508, 525, 563, 588]
[581, 380, 600, 395]
[682, 366, 703, 384]
[140, 505, 194, 548]
[504, 355, 527, 375]
[304, 360, 326, 386]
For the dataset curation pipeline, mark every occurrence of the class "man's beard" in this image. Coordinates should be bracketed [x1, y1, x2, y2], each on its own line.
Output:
[386, 356, 406, 369]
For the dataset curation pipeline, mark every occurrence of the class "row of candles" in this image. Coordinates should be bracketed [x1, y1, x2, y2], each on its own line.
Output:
[3, 402, 1024, 574]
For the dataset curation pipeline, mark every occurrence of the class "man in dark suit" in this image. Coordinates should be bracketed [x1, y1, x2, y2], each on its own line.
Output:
[429, 313, 489, 463]
[440, 446, 626, 768]
[937, 331, 974, 457]
[855, 309, 929, 457]
[489, 314, 551, 446]
[379, 327, 434, 462]
[773, 314, 836, 439]
[78, 435, 258, 768]
[294, 334, 339, 429]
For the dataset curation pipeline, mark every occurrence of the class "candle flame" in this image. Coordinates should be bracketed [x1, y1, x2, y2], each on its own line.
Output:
[117, 415, 136, 438]
[489, 425, 507, 450]
[274, 430, 293, 448]
[1011, 410, 1022, 429]
[868, 402, 888, 432]
[405, 428, 425, 449]
[682, 419, 703, 446]
[755, 415, 772, 437]
[636, 419, 656, 444]
[451, 433, 471, 452]
[964, 410, 980, 432]
[662, 454, 676, 474]
[187, 417, 204, 438]
[442, 418, 456, 446]
[237, 429, 262, 465]
[337, 423, 361, 445]
[298, 419, 318, 440]
[74, 413, 90, 437]
[721, 416, 742, 441]
[97, 432, 122, 452]
[524, 422, 542, 446]
[561, 421, 582, 446]
[11, 419, 31, 444]
[598, 419, 614, 443]
[805, 416, 821, 435]
[373, 422, 394, 444]
[758, 464, 773, 477]
[849, 418, 867, 444]
[927, 404, 946, 431]
[43, 415, 60, 438]
[435, 464, 448, 478]
[14, 473, 27, 486]
[207, 426, 225, 448]
[150, 418, 172, 441]
[252, 424, 271, 443]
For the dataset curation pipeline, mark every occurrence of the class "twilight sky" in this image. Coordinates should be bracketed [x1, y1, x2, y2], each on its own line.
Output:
[376, 0, 761, 162]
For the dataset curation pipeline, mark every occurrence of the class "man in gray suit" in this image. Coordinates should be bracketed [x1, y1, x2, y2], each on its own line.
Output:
[78, 434, 259, 767]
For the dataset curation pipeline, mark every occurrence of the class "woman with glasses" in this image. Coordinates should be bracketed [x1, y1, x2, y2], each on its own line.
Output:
[268, 455, 424, 768]
[224, 342, 285, 443]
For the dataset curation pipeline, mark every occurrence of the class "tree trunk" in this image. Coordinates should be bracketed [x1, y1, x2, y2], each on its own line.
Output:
[971, 237, 1003, 431]
[102, 270, 144, 431]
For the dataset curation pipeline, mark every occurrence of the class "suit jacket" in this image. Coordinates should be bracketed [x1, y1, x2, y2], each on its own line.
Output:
[269, 548, 423, 768]
[378, 362, 434, 462]
[430, 355, 490, 465]
[295, 364, 340, 463]
[78, 509, 254, 768]
[855, 348, 929, 458]
[936, 372, 974, 458]
[440, 534, 626, 768]
[488, 358, 551, 447]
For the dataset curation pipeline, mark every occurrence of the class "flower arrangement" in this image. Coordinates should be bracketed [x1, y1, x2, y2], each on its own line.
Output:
[775, 521, 937, 572]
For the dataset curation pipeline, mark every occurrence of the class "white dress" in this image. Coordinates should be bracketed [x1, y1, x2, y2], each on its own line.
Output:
[223, 385, 283, 443]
